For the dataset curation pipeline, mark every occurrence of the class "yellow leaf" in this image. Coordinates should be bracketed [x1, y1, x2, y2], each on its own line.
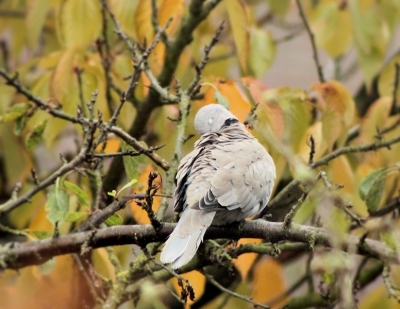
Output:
[37, 51, 64, 69]
[0, 255, 95, 308]
[50, 45, 82, 105]
[310, 0, 352, 58]
[26, 0, 52, 49]
[359, 97, 391, 144]
[61, 0, 102, 47]
[172, 271, 205, 306]
[108, 0, 139, 39]
[378, 55, 400, 101]
[252, 258, 286, 308]
[349, 0, 391, 87]
[329, 155, 355, 193]
[314, 81, 355, 150]
[96, 138, 121, 153]
[225, 0, 249, 73]
[135, 0, 154, 46]
[359, 285, 400, 309]
[158, 0, 184, 37]
[232, 238, 262, 279]
[0, 124, 32, 186]
[202, 80, 251, 122]
[248, 27, 276, 78]
[262, 87, 312, 153]
[298, 121, 328, 163]
[92, 248, 117, 281]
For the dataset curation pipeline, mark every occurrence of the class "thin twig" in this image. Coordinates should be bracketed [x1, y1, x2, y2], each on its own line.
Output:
[203, 272, 270, 309]
[295, 0, 325, 83]
[311, 135, 400, 169]
[391, 63, 400, 115]
[186, 21, 225, 96]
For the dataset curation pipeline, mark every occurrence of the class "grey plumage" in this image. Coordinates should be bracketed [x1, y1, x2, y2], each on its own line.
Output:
[160, 104, 276, 269]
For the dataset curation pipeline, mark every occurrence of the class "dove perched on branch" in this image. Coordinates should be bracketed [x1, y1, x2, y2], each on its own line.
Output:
[160, 104, 276, 269]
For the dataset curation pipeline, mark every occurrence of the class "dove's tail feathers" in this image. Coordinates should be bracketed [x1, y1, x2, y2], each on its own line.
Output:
[160, 208, 215, 269]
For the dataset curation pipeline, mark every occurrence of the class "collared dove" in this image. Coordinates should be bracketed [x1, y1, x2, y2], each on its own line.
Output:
[160, 104, 276, 269]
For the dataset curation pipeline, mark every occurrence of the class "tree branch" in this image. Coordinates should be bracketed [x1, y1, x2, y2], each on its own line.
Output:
[1, 220, 398, 271]
[295, 0, 325, 83]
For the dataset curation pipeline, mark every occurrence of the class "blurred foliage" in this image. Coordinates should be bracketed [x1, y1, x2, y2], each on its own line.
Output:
[0, 0, 400, 308]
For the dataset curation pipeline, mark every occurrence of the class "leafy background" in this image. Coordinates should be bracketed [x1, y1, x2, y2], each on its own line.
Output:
[0, 0, 400, 308]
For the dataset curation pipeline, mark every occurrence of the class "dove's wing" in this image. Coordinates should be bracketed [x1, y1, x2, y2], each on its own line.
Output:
[198, 123, 276, 224]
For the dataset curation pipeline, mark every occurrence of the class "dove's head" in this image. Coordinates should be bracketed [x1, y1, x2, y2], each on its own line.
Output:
[194, 104, 238, 135]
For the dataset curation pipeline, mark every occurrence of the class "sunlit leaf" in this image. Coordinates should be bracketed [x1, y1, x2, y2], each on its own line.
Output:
[65, 211, 86, 222]
[25, 119, 48, 151]
[26, 0, 51, 48]
[61, 0, 102, 47]
[105, 213, 123, 226]
[248, 27, 276, 78]
[64, 180, 90, 209]
[225, 0, 249, 73]
[310, 0, 352, 58]
[213, 88, 230, 109]
[118, 179, 138, 196]
[313, 81, 355, 150]
[108, 190, 117, 197]
[45, 183, 70, 224]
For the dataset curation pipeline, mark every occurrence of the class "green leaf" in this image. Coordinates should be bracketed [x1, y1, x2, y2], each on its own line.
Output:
[380, 230, 397, 251]
[105, 213, 123, 226]
[45, 184, 70, 224]
[248, 27, 276, 78]
[25, 119, 48, 151]
[365, 176, 386, 214]
[121, 140, 145, 180]
[213, 89, 230, 109]
[15, 115, 29, 136]
[64, 180, 90, 209]
[359, 168, 387, 200]
[66, 211, 86, 222]
[117, 179, 138, 196]
[359, 167, 394, 214]
[30, 230, 53, 239]
[1, 103, 31, 122]
[107, 190, 117, 197]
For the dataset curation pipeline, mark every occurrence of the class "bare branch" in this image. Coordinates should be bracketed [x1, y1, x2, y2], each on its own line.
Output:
[1, 220, 398, 271]
[295, 0, 325, 83]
